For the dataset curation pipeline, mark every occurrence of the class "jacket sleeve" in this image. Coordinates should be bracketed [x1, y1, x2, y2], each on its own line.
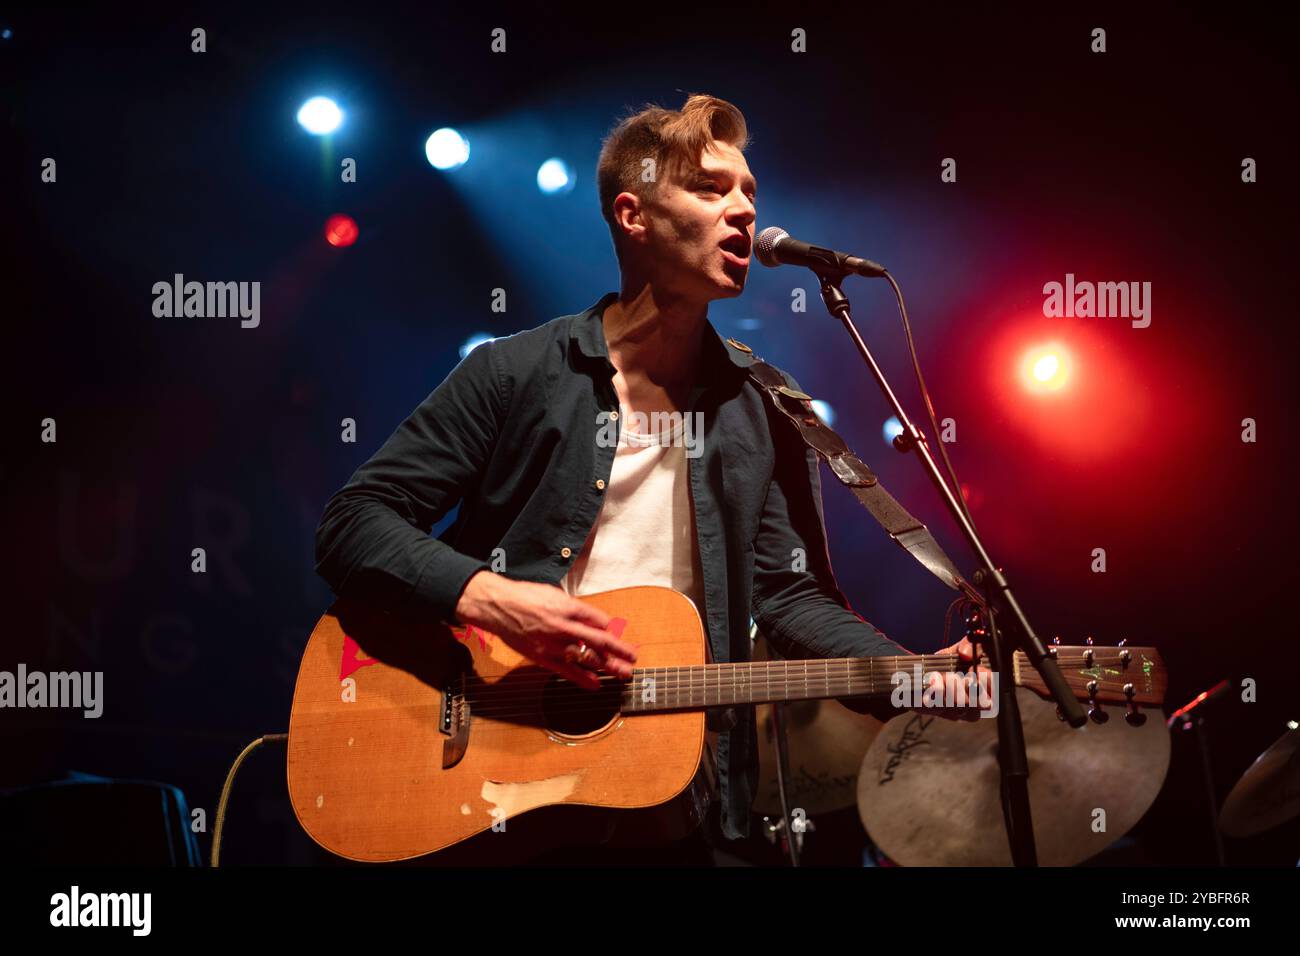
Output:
[750, 369, 910, 662]
[313, 340, 507, 626]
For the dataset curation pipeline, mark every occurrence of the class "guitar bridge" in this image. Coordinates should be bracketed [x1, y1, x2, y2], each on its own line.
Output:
[440, 674, 470, 769]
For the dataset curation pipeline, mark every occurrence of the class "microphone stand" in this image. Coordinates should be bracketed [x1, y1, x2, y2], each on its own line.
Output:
[1166, 681, 1231, 866]
[769, 701, 804, 866]
[811, 269, 1088, 867]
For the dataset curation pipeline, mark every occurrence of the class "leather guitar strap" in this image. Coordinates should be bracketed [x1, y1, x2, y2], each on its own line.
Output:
[744, 357, 979, 601]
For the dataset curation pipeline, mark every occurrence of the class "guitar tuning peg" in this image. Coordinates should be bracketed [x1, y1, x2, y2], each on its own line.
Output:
[1125, 703, 1147, 727]
[1085, 679, 1108, 723]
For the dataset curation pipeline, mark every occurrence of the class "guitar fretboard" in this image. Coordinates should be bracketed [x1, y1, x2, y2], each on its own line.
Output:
[620, 653, 975, 711]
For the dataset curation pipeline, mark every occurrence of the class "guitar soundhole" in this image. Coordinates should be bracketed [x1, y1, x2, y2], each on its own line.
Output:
[540, 675, 623, 737]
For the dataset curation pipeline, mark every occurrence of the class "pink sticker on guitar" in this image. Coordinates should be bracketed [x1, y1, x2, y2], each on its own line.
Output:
[464, 624, 492, 652]
[339, 634, 379, 681]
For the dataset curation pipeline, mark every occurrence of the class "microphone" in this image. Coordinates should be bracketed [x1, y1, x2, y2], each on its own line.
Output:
[754, 226, 887, 278]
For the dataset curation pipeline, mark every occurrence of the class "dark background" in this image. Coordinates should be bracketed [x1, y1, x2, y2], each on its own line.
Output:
[2, 2, 1296, 865]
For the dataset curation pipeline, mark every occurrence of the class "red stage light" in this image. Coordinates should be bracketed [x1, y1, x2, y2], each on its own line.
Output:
[986, 315, 1155, 466]
[324, 214, 359, 247]
[1020, 342, 1071, 393]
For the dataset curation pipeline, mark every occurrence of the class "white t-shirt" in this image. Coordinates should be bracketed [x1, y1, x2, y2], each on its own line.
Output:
[559, 406, 720, 765]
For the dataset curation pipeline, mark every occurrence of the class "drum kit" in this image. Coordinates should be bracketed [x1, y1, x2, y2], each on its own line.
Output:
[751, 629, 1299, 866]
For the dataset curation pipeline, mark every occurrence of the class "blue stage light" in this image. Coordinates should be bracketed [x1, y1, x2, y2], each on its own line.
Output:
[426, 128, 470, 170]
[536, 158, 574, 194]
[297, 96, 343, 135]
[882, 415, 904, 445]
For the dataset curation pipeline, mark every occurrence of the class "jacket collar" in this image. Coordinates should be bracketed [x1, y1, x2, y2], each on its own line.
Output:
[568, 292, 760, 379]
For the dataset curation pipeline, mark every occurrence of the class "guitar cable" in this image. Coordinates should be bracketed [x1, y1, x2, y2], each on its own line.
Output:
[210, 732, 289, 867]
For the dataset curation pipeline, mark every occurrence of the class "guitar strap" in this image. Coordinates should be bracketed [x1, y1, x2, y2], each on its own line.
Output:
[743, 355, 978, 601]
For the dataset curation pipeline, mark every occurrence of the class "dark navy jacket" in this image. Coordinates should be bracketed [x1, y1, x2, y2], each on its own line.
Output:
[314, 291, 906, 839]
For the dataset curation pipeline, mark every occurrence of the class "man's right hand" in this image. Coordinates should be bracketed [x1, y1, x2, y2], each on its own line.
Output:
[453, 571, 638, 690]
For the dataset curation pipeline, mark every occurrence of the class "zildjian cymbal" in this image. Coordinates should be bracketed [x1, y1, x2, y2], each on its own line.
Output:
[857, 688, 1170, 866]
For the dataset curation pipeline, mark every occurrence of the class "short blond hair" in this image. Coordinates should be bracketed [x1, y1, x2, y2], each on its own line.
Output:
[597, 93, 749, 258]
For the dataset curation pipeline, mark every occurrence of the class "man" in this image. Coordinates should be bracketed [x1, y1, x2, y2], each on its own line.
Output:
[314, 93, 987, 864]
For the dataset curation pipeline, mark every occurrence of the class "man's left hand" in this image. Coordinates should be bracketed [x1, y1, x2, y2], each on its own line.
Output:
[926, 636, 996, 721]
[839, 638, 996, 721]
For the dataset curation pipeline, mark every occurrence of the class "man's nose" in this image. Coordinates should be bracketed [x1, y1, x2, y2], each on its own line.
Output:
[727, 191, 756, 226]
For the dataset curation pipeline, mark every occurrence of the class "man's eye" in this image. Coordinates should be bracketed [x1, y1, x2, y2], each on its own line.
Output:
[698, 183, 718, 192]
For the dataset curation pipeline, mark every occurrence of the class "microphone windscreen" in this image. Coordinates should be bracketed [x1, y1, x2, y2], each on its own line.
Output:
[754, 226, 788, 267]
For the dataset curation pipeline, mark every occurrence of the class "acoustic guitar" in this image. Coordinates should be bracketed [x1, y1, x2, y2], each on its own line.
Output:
[287, 585, 1166, 862]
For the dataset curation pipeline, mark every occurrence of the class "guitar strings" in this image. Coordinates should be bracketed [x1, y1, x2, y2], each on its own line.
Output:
[457, 652, 1114, 700]
[461, 654, 977, 714]
[457, 654, 1125, 706]
[449, 654, 1142, 722]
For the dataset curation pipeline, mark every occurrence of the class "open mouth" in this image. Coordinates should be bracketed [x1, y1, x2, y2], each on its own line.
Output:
[719, 234, 750, 265]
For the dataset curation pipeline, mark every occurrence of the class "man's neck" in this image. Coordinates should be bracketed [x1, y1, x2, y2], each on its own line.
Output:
[602, 284, 708, 391]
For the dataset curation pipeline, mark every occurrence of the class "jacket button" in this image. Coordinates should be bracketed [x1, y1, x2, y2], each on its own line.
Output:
[595, 479, 606, 490]
[560, 547, 572, 559]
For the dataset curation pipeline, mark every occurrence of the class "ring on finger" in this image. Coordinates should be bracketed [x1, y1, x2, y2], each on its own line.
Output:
[565, 642, 598, 667]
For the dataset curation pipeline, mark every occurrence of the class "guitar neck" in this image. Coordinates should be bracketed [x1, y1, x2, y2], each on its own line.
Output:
[621, 653, 979, 712]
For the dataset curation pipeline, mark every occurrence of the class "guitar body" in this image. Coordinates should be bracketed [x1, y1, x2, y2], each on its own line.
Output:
[288, 580, 1168, 864]
[287, 585, 713, 863]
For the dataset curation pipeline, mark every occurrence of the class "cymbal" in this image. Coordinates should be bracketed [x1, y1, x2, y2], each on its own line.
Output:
[1219, 726, 1300, 838]
[755, 698, 883, 815]
[857, 688, 1170, 866]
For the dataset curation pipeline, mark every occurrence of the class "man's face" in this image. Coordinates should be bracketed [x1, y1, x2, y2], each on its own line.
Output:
[635, 140, 757, 302]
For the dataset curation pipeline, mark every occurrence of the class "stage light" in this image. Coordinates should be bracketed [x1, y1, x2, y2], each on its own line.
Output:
[426, 128, 470, 170]
[459, 333, 497, 358]
[537, 158, 574, 194]
[810, 399, 835, 426]
[1, 28, 13, 40]
[297, 96, 343, 135]
[883, 415, 904, 445]
[1020, 343, 1071, 393]
[324, 214, 359, 247]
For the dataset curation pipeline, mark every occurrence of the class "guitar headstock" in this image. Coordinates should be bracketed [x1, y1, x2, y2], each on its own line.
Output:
[1015, 641, 1167, 724]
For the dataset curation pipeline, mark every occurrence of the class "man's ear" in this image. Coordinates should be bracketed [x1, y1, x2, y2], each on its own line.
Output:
[612, 191, 646, 245]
